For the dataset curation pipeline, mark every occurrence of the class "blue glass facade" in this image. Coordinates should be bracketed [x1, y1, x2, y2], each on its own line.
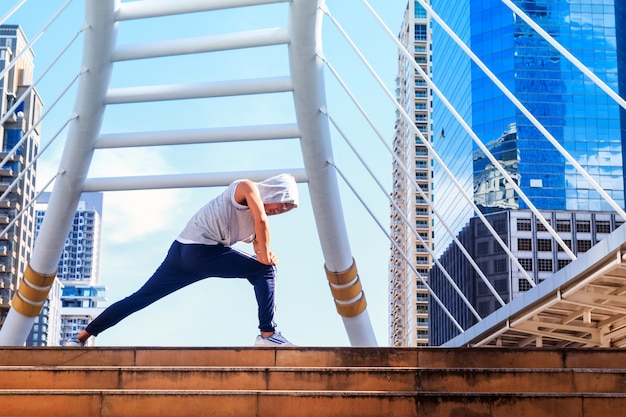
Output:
[430, 0, 474, 258]
[617, 1, 626, 185]
[429, 0, 626, 344]
[433, 0, 625, 244]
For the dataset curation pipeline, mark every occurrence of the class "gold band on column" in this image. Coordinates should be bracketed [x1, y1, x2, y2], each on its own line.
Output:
[328, 277, 363, 301]
[11, 295, 45, 317]
[334, 295, 367, 317]
[325, 259, 358, 285]
[24, 264, 57, 287]
[324, 259, 368, 317]
[11, 264, 57, 317]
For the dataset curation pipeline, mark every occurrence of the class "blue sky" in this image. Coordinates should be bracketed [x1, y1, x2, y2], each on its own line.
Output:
[5, 0, 408, 347]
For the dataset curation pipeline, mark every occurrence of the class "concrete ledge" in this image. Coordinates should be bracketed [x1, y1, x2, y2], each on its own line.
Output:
[1, 347, 625, 368]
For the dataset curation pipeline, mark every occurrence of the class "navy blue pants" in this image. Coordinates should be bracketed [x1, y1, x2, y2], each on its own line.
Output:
[85, 241, 277, 336]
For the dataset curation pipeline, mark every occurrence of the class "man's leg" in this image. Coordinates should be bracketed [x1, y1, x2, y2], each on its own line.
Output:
[248, 265, 277, 334]
[178, 244, 278, 333]
[82, 241, 201, 338]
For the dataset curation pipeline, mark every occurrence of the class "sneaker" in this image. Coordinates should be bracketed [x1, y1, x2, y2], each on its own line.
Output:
[64, 337, 84, 347]
[254, 331, 294, 347]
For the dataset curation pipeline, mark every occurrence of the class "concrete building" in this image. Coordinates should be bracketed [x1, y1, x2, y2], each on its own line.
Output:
[31, 192, 106, 346]
[0, 25, 43, 338]
[428, 0, 626, 345]
[389, 1, 431, 347]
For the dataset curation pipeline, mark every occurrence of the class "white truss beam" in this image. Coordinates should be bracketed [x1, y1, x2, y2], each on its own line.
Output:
[95, 124, 300, 149]
[105, 76, 293, 104]
[112, 27, 290, 61]
[116, 0, 290, 21]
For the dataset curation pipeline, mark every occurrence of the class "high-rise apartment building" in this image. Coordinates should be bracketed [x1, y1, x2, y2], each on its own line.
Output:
[389, 1, 431, 347]
[428, 0, 626, 345]
[32, 192, 106, 346]
[0, 25, 42, 333]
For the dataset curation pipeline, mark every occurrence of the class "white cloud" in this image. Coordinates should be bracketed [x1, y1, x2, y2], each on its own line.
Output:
[88, 148, 190, 242]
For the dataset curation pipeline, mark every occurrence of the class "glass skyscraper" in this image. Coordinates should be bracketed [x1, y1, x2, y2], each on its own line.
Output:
[428, 0, 625, 344]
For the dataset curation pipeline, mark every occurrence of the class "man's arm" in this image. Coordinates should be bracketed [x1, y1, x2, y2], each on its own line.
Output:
[234, 180, 276, 265]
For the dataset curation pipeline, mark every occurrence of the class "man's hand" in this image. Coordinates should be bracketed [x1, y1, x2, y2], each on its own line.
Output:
[254, 240, 278, 265]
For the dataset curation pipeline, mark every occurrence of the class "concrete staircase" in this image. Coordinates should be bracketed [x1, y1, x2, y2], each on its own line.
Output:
[0, 347, 624, 416]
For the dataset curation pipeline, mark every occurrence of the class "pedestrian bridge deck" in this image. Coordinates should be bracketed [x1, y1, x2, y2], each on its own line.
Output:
[446, 224, 626, 348]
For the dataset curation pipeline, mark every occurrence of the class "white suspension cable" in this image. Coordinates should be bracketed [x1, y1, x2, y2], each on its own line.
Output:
[0, 0, 74, 84]
[0, 172, 59, 240]
[0, 33, 83, 172]
[0, 0, 27, 27]
[324, 4, 536, 286]
[330, 160, 465, 333]
[327, 111, 483, 320]
[0, 115, 76, 203]
[0, 67, 82, 171]
[501, 0, 626, 111]
[321, 54, 505, 307]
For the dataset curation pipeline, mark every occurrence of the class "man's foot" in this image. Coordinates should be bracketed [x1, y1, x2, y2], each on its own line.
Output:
[254, 331, 294, 346]
[64, 337, 85, 347]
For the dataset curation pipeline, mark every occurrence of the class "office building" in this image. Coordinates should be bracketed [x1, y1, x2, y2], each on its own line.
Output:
[31, 192, 106, 346]
[389, 1, 431, 347]
[0, 25, 42, 336]
[428, 0, 626, 344]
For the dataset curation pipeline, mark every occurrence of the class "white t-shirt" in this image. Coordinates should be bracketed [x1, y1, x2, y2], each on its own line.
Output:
[176, 181, 255, 246]
[175, 174, 298, 246]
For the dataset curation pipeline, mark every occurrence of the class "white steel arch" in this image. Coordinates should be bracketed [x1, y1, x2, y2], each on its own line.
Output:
[0, 0, 377, 346]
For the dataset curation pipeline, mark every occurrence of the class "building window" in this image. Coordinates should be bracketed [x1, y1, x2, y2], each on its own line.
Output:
[478, 301, 492, 316]
[557, 259, 571, 270]
[536, 219, 551, 232]
[494, 258, 507, 273]
[519, 279, 533, 292]
[415, 3, 427, 19]
[493, 241, 505, 254]
[477, 241, 489, 255]
[557, 239, 572, 252]
[519, 258, 533, 271]
[492, 218, 507, 234]
[517, 218, 531, 231]
[596, 221, 611, 234]
[414, 24, 427, 41]
[415, 220, 428, 229]
[477, 282, 492, 296]
[577, 240, 592, 253]
[537, 239, 552, 251]
[494, 279, 508, 293]
[517, 238, 532, 251]
[556, 219, 571, 232]
[576, 220, 591, 233]
[537, 258, 553, 272]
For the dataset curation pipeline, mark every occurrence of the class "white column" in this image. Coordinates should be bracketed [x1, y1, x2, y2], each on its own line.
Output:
[288, 0, 377, 346]
[0, 0, 119, 346]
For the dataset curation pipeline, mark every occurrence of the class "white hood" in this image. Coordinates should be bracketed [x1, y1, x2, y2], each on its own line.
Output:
[257, 173, 299, 207]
